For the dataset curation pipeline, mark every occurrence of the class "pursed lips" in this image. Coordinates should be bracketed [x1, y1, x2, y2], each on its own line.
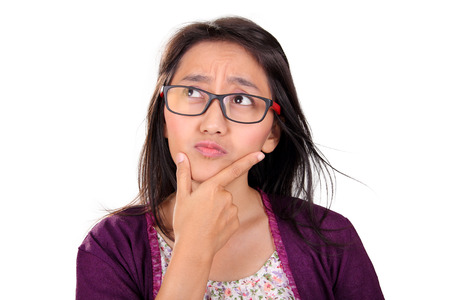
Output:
[194, 141, 228, 158]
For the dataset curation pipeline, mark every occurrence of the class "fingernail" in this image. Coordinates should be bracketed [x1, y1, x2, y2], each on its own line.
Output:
[176, 153, 185, 163]
[257, 152, 265, 162]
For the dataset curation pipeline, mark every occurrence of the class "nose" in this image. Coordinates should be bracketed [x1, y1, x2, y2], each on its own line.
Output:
[199, 99, 227, 135]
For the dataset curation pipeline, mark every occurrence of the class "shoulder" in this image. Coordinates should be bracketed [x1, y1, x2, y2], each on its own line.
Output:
[76, 208, 154, 299]
[264, 193, 384, 299]
[78, 207, 150, 264]
[266, 193, 352, 235]
[265, 192, 365, 256]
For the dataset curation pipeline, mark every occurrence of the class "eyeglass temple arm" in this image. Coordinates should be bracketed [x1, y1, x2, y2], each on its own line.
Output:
[271, 101, 281, 115]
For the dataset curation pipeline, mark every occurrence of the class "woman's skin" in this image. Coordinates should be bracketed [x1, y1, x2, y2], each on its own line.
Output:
[156, 41, 280, 299]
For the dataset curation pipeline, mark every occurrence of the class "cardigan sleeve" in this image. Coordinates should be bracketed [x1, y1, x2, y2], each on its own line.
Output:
[76, 249, 141, 299]
[332, 218, 384, 300]
[76, 212, 153, 299]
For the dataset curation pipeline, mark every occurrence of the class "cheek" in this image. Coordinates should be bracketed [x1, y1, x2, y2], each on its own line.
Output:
[234, 125, 272, 151]
[164, 111, 184, 155]
[164, 110, 197, 156]
[164, 109, 185, 139]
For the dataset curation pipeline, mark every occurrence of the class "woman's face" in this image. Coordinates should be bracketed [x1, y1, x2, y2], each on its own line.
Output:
[164, 41, 279, 184]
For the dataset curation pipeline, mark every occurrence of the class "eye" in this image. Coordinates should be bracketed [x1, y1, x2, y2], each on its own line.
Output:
[231, 94, 254, 106]
[184, 87, 202, 98]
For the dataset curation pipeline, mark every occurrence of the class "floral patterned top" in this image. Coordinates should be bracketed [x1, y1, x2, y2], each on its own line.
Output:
[156, 232, 295, 299]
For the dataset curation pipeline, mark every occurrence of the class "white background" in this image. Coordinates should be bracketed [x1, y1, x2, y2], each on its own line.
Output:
[1, 0, 449, 299]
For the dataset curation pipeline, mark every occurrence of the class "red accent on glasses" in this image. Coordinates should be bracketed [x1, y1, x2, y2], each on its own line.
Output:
[271, 101, 281, 115]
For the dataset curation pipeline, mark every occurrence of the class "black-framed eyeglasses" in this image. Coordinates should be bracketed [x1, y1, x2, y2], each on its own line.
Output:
[160, 85, 281, 124]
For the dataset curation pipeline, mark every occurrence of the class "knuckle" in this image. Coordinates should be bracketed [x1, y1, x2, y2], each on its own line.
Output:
[209, 183, 222, 194]
[223, 192, 233, 203]
[228, 210, 240, 230]
[217, 190, 233, 206]
[229, 204, 238, 215]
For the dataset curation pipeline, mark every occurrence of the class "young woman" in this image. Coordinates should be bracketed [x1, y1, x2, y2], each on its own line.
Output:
[76, 17, 384, 299]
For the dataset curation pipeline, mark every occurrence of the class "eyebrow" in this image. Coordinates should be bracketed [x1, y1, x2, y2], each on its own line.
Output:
[180, 74, 260, 92]
[181, 74, 211, 83]
[227, 76, 259, 91]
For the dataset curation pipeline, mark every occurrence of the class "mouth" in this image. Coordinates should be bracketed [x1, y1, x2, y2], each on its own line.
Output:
[194, 141, 228, 158]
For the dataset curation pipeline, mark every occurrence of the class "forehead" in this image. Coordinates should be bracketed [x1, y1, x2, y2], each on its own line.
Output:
[171, 41, 270, 95]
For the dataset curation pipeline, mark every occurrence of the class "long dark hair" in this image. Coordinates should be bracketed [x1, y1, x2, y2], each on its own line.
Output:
[117, 17, 338, 245]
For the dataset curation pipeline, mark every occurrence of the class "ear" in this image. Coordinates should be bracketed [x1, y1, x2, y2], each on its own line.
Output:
[261, 120, 280, 153]
[163, 121, 168, 138]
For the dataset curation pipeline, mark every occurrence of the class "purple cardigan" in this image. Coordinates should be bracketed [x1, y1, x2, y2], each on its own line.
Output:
[77, 192, 384, 299]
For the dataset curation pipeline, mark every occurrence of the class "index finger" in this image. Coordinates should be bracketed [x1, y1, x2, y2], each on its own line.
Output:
[208, 152, 265, 187]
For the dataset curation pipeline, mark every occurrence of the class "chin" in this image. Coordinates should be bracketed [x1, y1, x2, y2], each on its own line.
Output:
[190, 169, 220, 183]
[189, 157, 231, 182]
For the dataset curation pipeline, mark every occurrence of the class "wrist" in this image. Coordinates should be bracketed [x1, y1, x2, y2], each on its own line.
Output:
[172, 238, 215, 266]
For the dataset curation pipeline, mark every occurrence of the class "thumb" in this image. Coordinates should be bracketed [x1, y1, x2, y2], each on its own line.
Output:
[175, 152, 192, 198]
